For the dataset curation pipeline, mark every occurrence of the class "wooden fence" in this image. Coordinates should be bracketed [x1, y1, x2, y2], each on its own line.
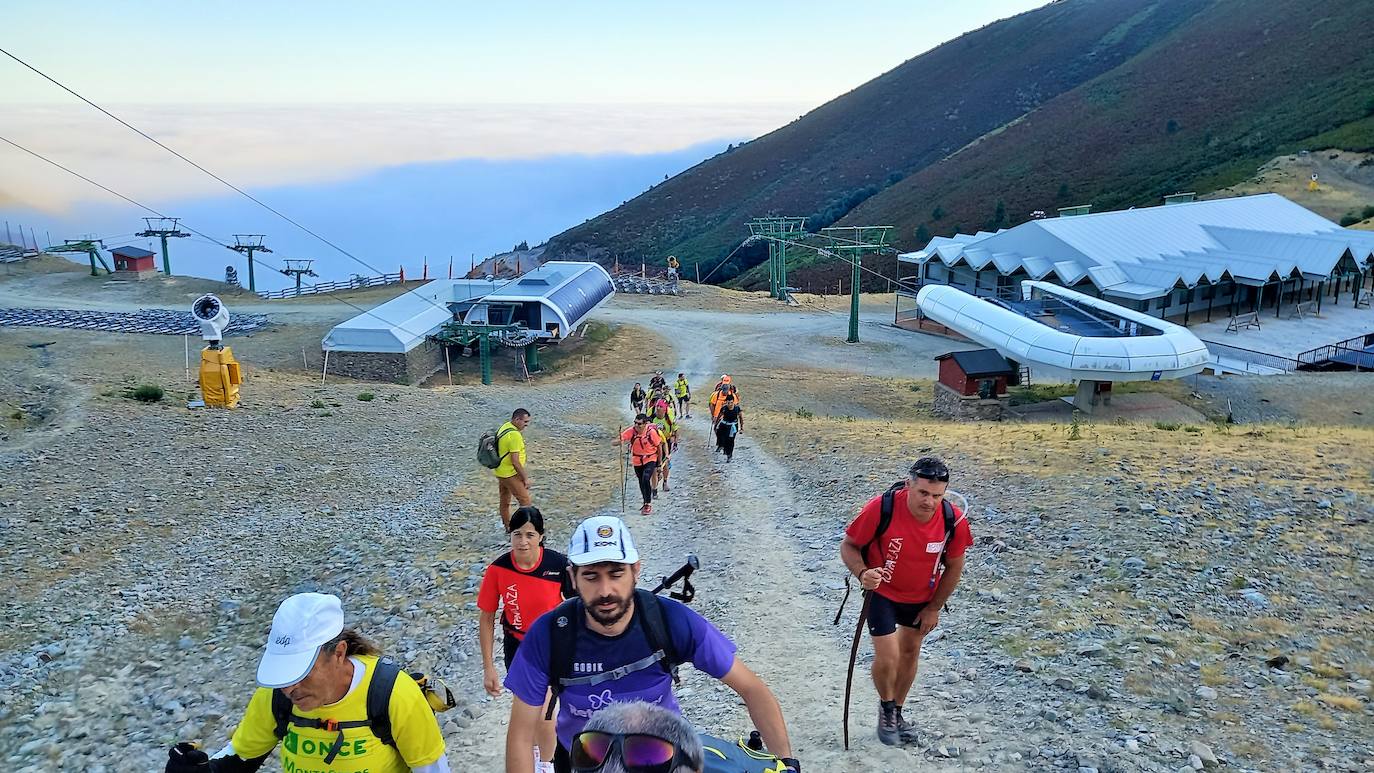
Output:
[256, 272, 403, 300]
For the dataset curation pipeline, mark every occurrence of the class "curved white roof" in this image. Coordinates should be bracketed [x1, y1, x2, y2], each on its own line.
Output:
[900, 194, 1374, 301]
[916, 281, 1210, 381]
[323, 279, 500, 353]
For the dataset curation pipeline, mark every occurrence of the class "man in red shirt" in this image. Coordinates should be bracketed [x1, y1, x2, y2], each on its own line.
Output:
[840, 457, 972, 747]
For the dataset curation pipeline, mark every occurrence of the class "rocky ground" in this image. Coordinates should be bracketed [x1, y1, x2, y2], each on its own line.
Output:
[0, 281, 1370, 772]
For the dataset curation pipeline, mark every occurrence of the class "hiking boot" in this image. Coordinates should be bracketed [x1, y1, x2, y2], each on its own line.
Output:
[894, 706, 920, 744]
[877, 702, 900, 746]
[662, 481, 671, 492]
[640, 503, 652, 515]
[652, 488, 659, 500]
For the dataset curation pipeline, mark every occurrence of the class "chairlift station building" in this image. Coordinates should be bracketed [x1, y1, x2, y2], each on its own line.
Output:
[322, 261, 614, 383]
[898, 194, 1374, 326]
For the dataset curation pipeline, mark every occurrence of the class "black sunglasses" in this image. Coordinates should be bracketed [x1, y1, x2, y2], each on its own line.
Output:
[571, 730, 697, 773]
[910, 462, 950, 482]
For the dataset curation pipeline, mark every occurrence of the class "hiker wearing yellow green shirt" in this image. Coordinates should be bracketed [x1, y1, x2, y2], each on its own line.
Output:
[674, 372, 691, 418]
[495, 408, 533, 529]
[163, 593, 450, 773]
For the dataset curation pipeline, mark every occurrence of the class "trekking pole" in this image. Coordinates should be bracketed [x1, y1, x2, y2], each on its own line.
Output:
[841, 590, 873, 751]
[618, 425, 627, 513]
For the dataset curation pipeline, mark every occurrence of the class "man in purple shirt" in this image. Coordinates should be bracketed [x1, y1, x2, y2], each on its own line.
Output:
[503, 516, 798, 773]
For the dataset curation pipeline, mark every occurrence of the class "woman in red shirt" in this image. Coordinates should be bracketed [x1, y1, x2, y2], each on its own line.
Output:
[478, 506, 572, 764]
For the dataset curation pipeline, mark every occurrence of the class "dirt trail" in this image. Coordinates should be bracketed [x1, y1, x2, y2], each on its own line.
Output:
[455, 323, 998, 771]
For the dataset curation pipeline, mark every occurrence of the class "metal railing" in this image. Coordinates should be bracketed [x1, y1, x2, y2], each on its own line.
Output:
[257, 272, 402, 300]
[1296, 333, 1374, 368]
[1204, 341, 1299, 373]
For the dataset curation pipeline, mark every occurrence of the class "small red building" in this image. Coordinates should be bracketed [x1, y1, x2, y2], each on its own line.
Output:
[936, 349, 1017, 397]
[112, 246, 158, 279]
[933, 349, 1017, 421]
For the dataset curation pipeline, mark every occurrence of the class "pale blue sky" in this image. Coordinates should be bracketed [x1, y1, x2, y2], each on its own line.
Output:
[4, 1, 1047, 105]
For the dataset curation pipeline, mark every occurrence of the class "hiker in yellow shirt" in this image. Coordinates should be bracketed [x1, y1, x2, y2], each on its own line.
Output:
[494, 408, 533, 529]
[673, 373, 692, 418]
[163, 593, 449, 773]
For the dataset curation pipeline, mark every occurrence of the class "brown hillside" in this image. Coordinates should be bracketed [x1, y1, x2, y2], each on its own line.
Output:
[543, 0, 1211, 279]
[843, 0, 1374, 252]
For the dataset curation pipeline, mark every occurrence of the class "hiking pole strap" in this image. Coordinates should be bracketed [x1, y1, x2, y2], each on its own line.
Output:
[841, 591, 872, 751]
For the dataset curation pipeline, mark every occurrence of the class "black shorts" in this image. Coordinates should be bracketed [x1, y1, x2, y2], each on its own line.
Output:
[554, 743, 571, 773]
[867, 592, 928, 637]
[502, 632, 520, 670]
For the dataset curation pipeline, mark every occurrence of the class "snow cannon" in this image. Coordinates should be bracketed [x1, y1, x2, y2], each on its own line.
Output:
[192, 294, 242, 408]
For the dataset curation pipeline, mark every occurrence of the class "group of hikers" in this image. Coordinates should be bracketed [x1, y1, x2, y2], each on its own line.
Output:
[164, 371, 972, 773]
[623, 372, 744, 515]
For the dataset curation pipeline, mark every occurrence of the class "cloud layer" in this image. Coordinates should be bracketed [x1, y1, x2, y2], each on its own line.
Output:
[1, 103, 806, 213]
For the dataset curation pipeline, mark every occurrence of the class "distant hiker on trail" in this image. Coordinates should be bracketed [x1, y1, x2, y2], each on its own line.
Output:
[708, 375, 739, 421]
[651, 400, 678, 493]
[502, 516, 799, 773]
[713, 394, 743, 462]
[839, 457, 972, 747]
[649, 371, 667, 393]
[479, 507, 574, 767]
[630, 383, 646, 415]
[614, 414, 666, 514]
[163, 593, 450, 773]
[674, 373, 691, 418]
[494, 409, 533, 529]
[666, 255, 681, 282]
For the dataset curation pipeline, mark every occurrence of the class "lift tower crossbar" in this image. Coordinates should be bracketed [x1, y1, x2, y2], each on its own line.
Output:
[745, 216, 808, 302]
[229, 235, 273, 293]
[135, 217, 191, 276]
[818, 225, 893, 343]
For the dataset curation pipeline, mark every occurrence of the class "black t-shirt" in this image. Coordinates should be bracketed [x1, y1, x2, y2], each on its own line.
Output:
[631, 387, 646, 402]
[718, 404, 741, 423]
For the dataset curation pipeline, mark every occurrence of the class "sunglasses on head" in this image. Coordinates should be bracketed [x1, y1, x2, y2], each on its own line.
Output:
[571, 730, 695, 773]
[910, 463, 950, 482]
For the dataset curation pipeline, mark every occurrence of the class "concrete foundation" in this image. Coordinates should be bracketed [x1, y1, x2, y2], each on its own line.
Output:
[325, 339, 446, 384]
[932, 382, 1009, 421]
[1073, 380, 1113, 413]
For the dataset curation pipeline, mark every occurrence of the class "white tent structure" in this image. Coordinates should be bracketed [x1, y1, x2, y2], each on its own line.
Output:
[322, 279, 500, 354]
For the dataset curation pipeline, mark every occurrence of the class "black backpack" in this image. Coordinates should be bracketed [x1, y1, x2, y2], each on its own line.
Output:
[864, 480, 958, 572]
[543, 589, 682, 721]
[269, 656, 452, 764]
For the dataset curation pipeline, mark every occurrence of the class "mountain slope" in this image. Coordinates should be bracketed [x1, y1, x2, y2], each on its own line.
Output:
[542, 0, 1374, 290]
[542, 0, 1211, 279]
[843, 0, 1374, 263]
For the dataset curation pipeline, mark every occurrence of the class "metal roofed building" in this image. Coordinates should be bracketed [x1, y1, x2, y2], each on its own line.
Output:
[897, 194, 1374, 327]
[321, 261, 614, 383]
[461, 261, 614, 338]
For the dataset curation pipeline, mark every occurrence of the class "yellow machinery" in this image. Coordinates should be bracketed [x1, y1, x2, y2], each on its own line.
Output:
[199, 346, 242, 408]
[191, 294, 243, 409]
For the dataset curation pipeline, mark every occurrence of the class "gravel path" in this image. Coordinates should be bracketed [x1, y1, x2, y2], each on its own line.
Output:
[1, 286, 1370, 772]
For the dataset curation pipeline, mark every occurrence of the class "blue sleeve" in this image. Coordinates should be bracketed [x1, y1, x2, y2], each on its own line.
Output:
[664, 600, 737, 680]
[503, 616, 552, 707]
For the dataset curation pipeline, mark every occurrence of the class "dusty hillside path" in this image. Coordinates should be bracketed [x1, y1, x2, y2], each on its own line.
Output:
[456, 331, 1005, 771]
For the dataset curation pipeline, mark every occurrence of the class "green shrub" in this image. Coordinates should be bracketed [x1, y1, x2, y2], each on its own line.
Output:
[310, 399, 327, 409]
[130, 385, 164, 403]
[1183, 425, 1203, 433]
[1362, 204, 1374, 220]
[357, 392, 375, 402]
[795, 407, 814, 419]
[1339, 212, 1360, 227]
[1153, 420, 1181, 431]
